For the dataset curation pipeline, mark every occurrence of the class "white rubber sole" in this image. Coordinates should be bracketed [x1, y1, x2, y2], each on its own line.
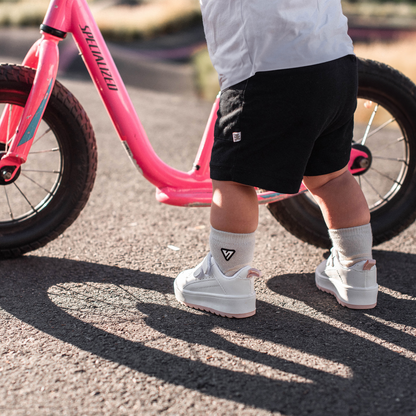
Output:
[315, 262, 378, 309]
[316, 281, 377, 309]
[174, 282, 256, 318]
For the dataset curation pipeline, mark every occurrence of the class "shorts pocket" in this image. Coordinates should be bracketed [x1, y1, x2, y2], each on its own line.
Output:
[215, 79, 248, 141]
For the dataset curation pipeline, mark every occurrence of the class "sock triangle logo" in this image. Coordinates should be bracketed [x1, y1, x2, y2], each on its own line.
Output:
[221, 248, 235, 261]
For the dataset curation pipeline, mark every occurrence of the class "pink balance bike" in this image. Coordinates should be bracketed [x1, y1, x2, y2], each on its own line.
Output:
[1, 0, 416, 259]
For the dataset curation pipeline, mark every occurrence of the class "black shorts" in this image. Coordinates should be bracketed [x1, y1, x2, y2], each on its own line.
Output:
[210, 55, 358, 194]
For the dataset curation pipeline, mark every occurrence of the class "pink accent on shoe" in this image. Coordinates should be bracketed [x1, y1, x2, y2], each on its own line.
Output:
[247, 268, 262, 278]
[363, 260, 376, 271]
[316, 284, 377, 309]
[181, 301, 256, 319]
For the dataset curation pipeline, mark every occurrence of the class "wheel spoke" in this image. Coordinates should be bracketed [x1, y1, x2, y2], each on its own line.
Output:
[370, 166, 402, 186]
[372, 155, 407, 163]
[372, 136, 404, 153]
[13, 182, 37, 213]
[32, 127, 52, 146]
[21, 172, 56, 194]
[361, 103, 379, 145]
[365, 117, 396, 140]
[362, 175, 388, 202]
[29, 147, 60, 154]
[22, 169, 60, 174]
[3, 187, 14, 220]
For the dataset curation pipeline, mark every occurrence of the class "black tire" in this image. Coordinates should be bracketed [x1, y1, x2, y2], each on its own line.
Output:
[267, 58, 416, 248]
[0, 64, 97, 258]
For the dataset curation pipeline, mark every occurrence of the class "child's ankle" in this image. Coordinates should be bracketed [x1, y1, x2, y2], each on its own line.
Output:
[209, 226, 255, 276]
[329, 223, 373, 267]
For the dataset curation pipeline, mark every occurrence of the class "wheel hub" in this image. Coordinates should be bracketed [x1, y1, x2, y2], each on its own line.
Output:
[0, 145, 21, 185]
[350, 143, 372, 176]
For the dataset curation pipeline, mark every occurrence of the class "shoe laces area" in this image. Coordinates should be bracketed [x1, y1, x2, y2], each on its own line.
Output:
[193, 253, 213, 280]
[192, 253, 262, 280]
[327, 248, 338, 267]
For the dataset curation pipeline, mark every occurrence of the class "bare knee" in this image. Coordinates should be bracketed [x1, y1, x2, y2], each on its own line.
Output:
[212, 180, 254, 193]
[303, 166, 370, 229]
[212, 180, 257, 203]
[212, 180, 257, 210]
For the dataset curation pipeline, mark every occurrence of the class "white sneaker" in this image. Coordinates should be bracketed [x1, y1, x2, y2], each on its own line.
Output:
[315, 250, 378, 309]
[174, 253, 260, 318]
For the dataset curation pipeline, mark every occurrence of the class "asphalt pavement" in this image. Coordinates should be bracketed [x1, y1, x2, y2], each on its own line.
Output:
[1, 27, 416, 416]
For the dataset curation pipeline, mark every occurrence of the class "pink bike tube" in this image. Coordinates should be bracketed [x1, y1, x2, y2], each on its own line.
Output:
[0, 34, 60, 182]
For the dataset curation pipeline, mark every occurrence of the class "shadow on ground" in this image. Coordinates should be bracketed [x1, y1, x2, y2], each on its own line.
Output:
[0, 250, 415, 415]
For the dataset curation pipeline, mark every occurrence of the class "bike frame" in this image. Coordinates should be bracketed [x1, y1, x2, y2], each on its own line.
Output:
[0, 0, 368, 207]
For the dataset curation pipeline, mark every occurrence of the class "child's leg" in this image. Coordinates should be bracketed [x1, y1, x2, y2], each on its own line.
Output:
[303, 166, 373, 265]
[303, 166, 369, 230]
[173, 180, 259, 318]
[209, 180, 258, 276]
[210, 180, 258, 233]
[303, 166, 378, 309]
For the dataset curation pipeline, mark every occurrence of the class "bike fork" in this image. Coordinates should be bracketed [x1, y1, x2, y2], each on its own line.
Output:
[0, 32, 62, 183]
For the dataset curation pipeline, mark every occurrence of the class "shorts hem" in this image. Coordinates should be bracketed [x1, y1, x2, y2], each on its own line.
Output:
[210, 165, 301, 195]
[303, 158, 350, 177]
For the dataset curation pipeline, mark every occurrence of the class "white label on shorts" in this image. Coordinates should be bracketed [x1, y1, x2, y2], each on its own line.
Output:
[233, 132, 242, 142]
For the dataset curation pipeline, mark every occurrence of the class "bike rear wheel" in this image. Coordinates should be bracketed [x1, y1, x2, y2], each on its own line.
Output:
[268, 58, 416, 248]
[0, 64, 97, 258]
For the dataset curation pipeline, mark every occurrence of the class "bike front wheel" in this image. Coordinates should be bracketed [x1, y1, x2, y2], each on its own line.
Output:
[0, 64, 97, 258]
[268, 58, 416, 248]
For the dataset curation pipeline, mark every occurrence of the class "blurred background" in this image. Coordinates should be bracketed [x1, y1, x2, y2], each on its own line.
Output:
[0, 0, 416, 99]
